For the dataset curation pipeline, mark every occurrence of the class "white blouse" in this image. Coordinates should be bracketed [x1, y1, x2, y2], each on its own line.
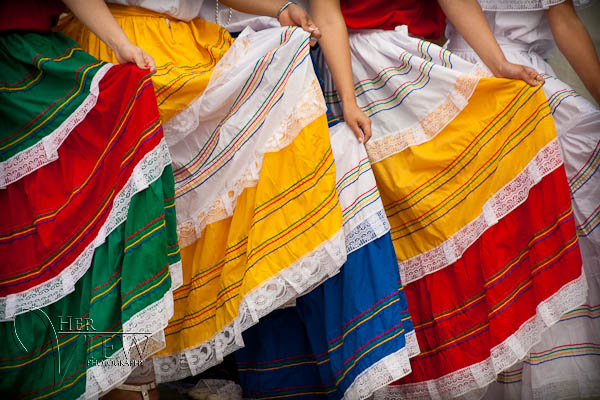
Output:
[446, 6, 556, 58]
[478, 0, 591, 10]
[107, 0, 204, 21]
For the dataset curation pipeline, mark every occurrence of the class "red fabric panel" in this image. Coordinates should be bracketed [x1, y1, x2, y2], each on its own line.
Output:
[0, 65, 163, 295]
[396, 164, 582, 384]
[0, 0, 65, 32]
[341, 0, 446, 40]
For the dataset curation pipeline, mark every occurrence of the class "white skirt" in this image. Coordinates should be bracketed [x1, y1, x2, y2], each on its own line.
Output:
[449, 36, 600, 400]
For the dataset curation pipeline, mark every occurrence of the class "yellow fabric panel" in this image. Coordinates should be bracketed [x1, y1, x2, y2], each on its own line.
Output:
[56, 5, 233, 123]
[372, 79, 557, 262]
[161, 114, 342, 355]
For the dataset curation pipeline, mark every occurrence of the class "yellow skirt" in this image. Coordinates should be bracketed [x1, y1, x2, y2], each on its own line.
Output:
[57, 4, 234, 123]
[59, 10, 345, 381]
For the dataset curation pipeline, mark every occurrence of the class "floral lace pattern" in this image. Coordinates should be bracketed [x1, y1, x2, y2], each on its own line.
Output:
[478, 0, 566, 10]
[0, 64, 113, 189]
[169, 261, 183, 291]
[374, 271, 588, 400]
[160, 33, 249, 149]
[152, 230, 347, 383]
[0, 139, 173, 321]
[175, 79, 325, 249]
[399, 139, 563, 285]
[345, 348, 413, 400]
[85, 289, 174, 398]
[366, 66, 490, 165]
[345, 209, 390, 254]
[405, 330, 421, 359]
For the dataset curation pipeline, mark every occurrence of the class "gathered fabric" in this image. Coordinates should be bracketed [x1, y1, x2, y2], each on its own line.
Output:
[446, 6, 600, 400]
[316, 25, 585, 399]
[233, 121, 418, 400]
[0, 29, 180, 398]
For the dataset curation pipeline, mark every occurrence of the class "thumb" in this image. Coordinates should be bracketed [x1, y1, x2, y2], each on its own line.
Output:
[133, 49, 147, 71]
[143, 52, 157, 74]
[348, 120, 364, 144]
[300, 14, 311, 32]
[358, 118, 372, 143]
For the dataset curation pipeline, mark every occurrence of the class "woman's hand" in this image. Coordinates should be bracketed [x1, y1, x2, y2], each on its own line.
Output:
[496, 61, 544, 86]
[278, 4, 321, 45]
[61, 0, 157, 73]
[343, 103, 372, 144]
[113, 40, 157, 74]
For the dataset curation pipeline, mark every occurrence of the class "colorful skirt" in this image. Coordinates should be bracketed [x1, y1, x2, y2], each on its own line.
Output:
[57, 10, 354, 383]
[0, 31, 180, 398]
[449, 34, 600, 400]
[316, 26, 586, 399]
[234, 121, 417, 400]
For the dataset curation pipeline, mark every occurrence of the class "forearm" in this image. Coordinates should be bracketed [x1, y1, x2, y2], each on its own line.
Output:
[61, 0, 130, 52]
[310, 0, 357, 108]
[438, 0, 507, 76]
[219, 0, 287, 18]
[546, 1, 600, 104]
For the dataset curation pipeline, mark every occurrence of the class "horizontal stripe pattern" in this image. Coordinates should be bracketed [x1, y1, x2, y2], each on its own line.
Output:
[1, 66, 167, 302]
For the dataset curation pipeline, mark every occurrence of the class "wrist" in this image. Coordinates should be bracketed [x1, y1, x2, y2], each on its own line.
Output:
[277, 1, 296, 22]
[107, 34, 130, 55]
[490, 58, 511, 78]
[341, 95, 358, 107]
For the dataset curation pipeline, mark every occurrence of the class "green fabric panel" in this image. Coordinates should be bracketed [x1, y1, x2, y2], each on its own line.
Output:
[0, 166, 177, 399]
[0, 31, 104, 161]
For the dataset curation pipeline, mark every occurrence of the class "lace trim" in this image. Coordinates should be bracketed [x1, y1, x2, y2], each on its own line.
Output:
[399, 138, 563, 285]
[279, 208, 391, 310]
[85, 288, 174, 398]
[374, 271, 588, 400]
[405, 330, 421, 358]
[189, 379, 243, 400]
[344, 209, 391, 254]
[478, 0, 566, 10]
[162, 34, 249, 149]
[0, 139, 173, 321]
[528, 376, 600, 400]
[175, 79, 326, 249]
[345, 347, 413, 400]
[152, 229, 347, 383]
[0, 64, 113, 189]
[169, 261, 183, 291]
[366, 66, 490, 165]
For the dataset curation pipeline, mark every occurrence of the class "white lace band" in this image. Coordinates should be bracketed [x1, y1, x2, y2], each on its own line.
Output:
[0, 64, 113, 189]
[0, 139, 173, 321]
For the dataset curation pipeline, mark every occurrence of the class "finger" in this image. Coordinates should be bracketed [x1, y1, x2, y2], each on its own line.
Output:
[133, 49, 147, 71]
[307, 20, 322, 40]
[536, 74, 545, 85]
[360, 118, 372, 144]
[299, 14, 311, 33]
[348, 121, 364, 144]
[143, 52, 157, 74]
[521, 70, 538, 86]
[525, 66, 543, 86]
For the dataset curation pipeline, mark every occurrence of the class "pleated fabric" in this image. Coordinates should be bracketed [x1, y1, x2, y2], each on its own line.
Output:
[446, 6, 600, 399]
[315, 26, 585, 399]
[0, 31, 180, 398]
[57, 11, 355, 384]
[233, 122, 418, 400]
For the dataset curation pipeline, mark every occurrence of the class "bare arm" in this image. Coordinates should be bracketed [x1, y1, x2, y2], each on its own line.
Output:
[61, 0, 156, 72]
[546, 0, 600, 104]
[309, 0, 371, 143]
[220, 0, 321, 41]
[438, 0, 544, 86]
